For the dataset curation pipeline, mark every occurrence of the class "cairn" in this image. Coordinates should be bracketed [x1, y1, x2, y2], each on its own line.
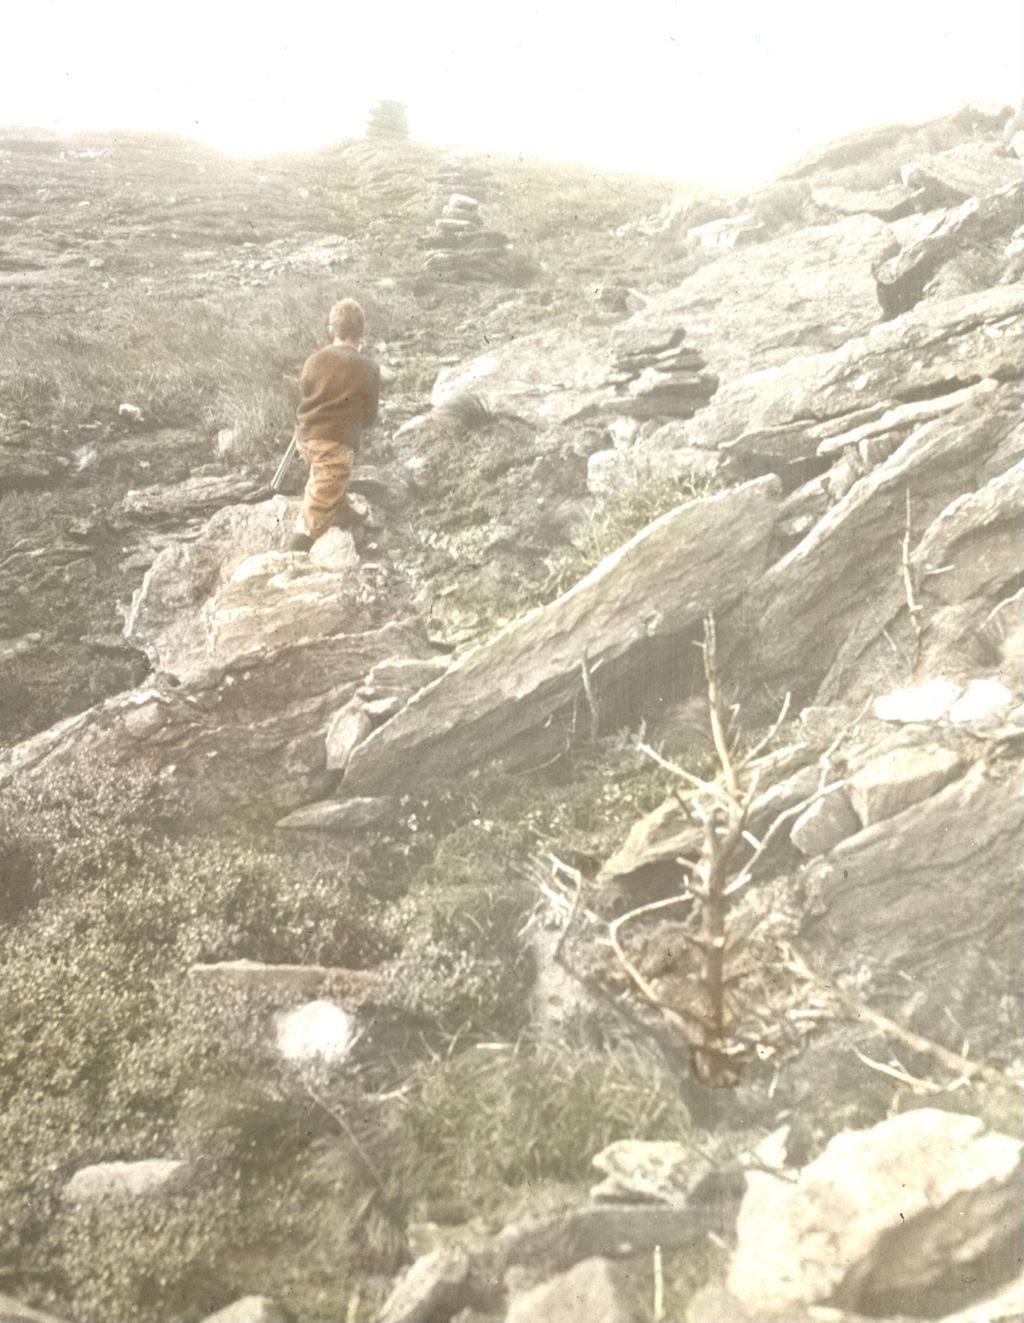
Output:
[422, 155, 518, 282]
[603, 325, 718, 420]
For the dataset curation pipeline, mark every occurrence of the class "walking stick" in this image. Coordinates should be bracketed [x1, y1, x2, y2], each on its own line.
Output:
[271, 435, 299, 492]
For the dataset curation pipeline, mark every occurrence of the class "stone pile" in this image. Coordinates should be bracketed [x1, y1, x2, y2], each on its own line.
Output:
[602, 325, 718, 421]
[421, 155, 517, 282]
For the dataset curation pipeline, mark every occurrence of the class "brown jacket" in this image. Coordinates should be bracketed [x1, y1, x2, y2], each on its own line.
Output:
[295, 344, 380, 450]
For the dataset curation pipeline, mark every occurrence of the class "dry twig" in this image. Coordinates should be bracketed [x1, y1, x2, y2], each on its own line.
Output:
[787, 944, 1005, 1087]
[901, 488, 924, 674]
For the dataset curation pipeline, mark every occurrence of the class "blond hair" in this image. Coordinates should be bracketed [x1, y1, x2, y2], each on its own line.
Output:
[328, 298, 366, 343]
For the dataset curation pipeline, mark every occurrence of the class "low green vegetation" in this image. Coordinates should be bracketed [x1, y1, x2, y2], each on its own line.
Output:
[0, 748, 697, 1321]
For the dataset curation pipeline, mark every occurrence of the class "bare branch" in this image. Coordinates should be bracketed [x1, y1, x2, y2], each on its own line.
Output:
[738, 691, 792, 770]
[725, 779, 846, 897]
[788, 944, 1005, 1087]
[579, 647, 600, 742]
[637, 740, 732, 806]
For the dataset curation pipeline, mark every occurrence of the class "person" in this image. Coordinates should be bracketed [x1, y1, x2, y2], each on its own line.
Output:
[288, 298, 381, 552]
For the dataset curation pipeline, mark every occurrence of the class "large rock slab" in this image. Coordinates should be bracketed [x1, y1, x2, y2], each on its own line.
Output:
[344, 478, 780, 795]
[121, 472, 263, 521]
[620, 216, 898, 385]
[200, 1299, 287, 1323]
[731, 383, 1021, 698]
[378, 1248, 471, 1323]
[901, 142, 1024, 206]
[873, 182, 1024, 318]
[124, 500, 364, 683]
[727, 1110, 1022, 1318]
[187, 960, 384, 1005]
[689, 283, 1023, 464]
[63, 1159, 192, 1204]
[801, 758, 1024, 1042]
[430, 325, 610, 427]
[0, 619, 425, 816]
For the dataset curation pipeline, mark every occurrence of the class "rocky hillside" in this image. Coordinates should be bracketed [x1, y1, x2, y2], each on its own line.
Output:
[1, 102, 1023, 1323]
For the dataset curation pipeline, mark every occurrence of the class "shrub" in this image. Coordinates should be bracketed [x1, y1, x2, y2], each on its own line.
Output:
[308, 1041, 697, 1235]
[0, 769, 397, 1317]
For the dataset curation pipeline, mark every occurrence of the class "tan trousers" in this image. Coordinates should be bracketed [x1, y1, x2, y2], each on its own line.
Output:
[295, 438, 355, 541]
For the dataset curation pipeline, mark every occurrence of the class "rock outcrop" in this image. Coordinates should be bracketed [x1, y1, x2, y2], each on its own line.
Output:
[732, 382, 1021, 702]
[344, 477, 780, 794]
[800, 757, 1024, 1041]
[726, 1110, 1022, 1318]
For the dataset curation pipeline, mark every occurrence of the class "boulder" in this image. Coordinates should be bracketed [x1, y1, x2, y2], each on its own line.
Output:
[590, 1140, 703, 1205]
[199, 1299, 287, 1323]
[274, 797, 392, 832]
[344, 478, 780, 795]
[122, 496, 293, 674]
[505, 1257, 640, 1323]
[63, 1159, 192, 1205]
[815, 380, 994, 459]
[689, 284, 1022, 464]
[596, 796, 701, 890]
[598, 751, 819, 890]
[949, 679, 1015, 725]
[0, 618, 426, 817]
[801, 759, 1024, 1042]
[493, 1203, 705, 1277]
[378, 1248, 471, 1323]
[872, 678, 965, 724]
[789, 789, 862, 856]
[727, 1110, 1023, 1318]
[686, 214, 765, 248]
[274, 1000, 354, 1065]
[848, 745, 963, 825]
[127, 529, 365, 685]
[811, 183, 917, 220]
[325, 699, 373, 772]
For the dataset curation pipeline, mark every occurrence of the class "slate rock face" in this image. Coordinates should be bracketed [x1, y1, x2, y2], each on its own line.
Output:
[615, 216, 900, 385]
[801, 759, 1024, 1043]
[0, 618, 424, 817]
[728, 382, 1022, 703]
[344, 477, 780, 795]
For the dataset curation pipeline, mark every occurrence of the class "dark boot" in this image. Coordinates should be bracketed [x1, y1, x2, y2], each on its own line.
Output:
[288, 532, 314, 552]
[333, 499, 366, 530]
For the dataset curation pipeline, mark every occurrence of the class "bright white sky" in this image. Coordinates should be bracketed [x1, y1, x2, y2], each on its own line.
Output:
[4, 0, 1022, 185]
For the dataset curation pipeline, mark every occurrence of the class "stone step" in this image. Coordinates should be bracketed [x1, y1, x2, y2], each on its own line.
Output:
[187, 959, 384, 1005]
